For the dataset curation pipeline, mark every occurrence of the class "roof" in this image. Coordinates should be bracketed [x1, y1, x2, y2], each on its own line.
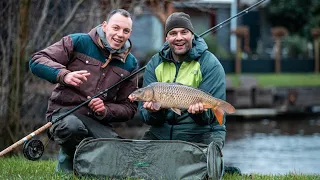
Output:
[174, 0, 232, 9]
[174, 0, 269, 8]
[193, 0, 233, 3]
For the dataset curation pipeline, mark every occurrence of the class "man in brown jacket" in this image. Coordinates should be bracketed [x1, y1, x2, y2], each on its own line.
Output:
[29, 9, 138, 172]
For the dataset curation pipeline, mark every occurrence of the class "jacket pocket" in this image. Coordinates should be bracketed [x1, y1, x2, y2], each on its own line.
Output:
[111, 66, 130, 79]
[77, 54, 100, 66]
[67, 53, 101, 72]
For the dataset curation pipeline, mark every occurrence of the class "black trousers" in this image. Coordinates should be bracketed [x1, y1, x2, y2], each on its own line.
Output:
[49, 109, 119, 156]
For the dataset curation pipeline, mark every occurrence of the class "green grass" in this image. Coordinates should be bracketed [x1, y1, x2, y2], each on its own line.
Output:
[0, 156, 319, 179]
[227, 73, 320, 87]
[223, 173, 320, 180]
[0, 156, 73, 179]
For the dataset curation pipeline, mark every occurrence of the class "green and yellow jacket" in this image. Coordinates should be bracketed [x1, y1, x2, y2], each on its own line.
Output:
[139, 35, 227, 145]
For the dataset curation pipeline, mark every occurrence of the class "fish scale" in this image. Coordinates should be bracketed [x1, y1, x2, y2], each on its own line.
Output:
[153, 84, 210, 108]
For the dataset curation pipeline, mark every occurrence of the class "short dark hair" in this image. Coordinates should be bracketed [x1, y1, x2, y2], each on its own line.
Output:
[106, 9, 132, 22]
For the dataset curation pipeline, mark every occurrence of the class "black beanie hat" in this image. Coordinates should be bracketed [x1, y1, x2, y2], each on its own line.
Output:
[165, 12, 194, 35]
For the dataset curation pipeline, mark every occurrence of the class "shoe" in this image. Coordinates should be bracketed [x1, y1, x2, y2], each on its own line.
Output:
[56, 148, 73, 173]
[224, 166, 241, 175]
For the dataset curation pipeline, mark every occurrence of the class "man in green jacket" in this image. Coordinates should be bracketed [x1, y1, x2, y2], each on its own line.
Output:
[139, 12, 229, 177]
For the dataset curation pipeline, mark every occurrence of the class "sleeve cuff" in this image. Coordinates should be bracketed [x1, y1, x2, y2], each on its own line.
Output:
[93, 108, 108, 121]
[57, 70, 71, 85]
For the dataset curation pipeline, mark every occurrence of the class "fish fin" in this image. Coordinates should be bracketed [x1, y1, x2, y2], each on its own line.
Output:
[173, 82, 184, 86]
[152, 102, 161, 111]
[165, 82, 184, 86]
[204, 100, 235, 114]
[171, 108, 181, 115]
[202, 102, 213, 109]
[212, 107, 224, 126]
[215, 100, 236, 114]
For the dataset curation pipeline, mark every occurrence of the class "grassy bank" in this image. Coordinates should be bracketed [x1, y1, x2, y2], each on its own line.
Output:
[227, 73, 320, 87]
[1, 156, 319, 179]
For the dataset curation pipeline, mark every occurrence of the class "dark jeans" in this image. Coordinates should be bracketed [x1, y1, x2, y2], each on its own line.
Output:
[50, 110, 119, 155]
[49, 109, 119, 172]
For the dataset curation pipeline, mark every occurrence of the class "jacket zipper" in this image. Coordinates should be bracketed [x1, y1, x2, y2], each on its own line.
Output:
[171, 61, 182, 140]
[172, 61, 181, 83]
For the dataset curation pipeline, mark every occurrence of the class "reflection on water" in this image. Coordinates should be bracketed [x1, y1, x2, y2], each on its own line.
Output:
[223, 115, 320, 174]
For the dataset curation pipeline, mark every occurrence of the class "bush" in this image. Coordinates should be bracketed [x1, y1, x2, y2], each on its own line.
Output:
[203, 35, 232, 59]
[282, 35, 310, 59]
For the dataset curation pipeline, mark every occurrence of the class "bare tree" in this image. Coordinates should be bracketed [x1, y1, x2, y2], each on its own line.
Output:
[45, 0, 86, 47]
[4, 0, 31, 151]
[0, 0, 88, 153]
[146, 0, 175, 25]
[0, 0, 188, 154]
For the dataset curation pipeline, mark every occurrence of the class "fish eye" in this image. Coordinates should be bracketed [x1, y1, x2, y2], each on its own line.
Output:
[135, 89, 143, 94]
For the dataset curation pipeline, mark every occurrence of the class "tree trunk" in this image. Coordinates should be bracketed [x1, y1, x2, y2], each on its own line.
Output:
[274, 38, 281, 73]
[235, 36, 242, 74]
[315, 39, 319, 73]
[6, 0, 31, 153]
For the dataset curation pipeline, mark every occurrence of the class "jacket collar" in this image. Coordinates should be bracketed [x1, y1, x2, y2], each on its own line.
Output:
[88, 25, 132, 65]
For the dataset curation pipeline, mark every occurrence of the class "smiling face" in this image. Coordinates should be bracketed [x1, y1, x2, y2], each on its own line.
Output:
[102, 13, 132, 50]
[166, 28, 194, 56]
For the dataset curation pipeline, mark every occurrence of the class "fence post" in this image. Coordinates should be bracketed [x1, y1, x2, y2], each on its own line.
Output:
[271, 27, 288, 73]
[311, 28, 320, 73]
[232, 26, 249, 74]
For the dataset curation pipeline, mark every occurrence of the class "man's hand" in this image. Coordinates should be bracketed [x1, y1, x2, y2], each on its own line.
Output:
[64, 70, 90, 86]
[188, 102, 207, 114]
[143, 101, 161, 112]
[88, 96, 106, 116]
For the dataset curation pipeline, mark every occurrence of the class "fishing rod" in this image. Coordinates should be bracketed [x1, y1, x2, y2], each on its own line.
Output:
[199, 0, 267, 37]
[0, 0, 267, 160]
[0, 67, 145, 160]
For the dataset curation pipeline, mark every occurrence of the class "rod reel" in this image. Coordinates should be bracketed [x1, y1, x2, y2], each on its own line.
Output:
[23, 139, 44, 161]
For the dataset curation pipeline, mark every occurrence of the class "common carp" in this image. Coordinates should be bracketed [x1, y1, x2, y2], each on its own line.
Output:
[128, 82, 236, 125]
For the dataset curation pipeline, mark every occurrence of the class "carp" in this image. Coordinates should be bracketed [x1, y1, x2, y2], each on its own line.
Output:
[128, 82, 235, 125]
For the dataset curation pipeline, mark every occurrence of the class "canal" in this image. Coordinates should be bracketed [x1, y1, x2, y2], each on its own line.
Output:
[39, 113, 320, 175]
[223, 115, 320, 175]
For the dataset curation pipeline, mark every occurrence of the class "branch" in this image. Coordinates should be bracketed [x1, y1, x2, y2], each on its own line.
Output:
[0, 1, 11, 17]
[28, 0, 50, 48]
[87, 1, 99, 31]
[147, 0, 174, 25]
[179, 0, 216, 15]
[46, 0, 85, 46]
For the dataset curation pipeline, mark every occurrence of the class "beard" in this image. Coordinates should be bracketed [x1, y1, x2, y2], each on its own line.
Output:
[169, 42, 191, 56]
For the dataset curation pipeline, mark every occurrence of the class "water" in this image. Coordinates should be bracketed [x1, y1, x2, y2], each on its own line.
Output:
[223, 115, 320, 175]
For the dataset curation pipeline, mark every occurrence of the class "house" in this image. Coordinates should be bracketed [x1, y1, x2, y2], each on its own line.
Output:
[130, 0, 272, 60]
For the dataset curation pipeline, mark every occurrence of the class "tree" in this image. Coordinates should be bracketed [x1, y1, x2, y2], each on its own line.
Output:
[266, 0, 320, 37]
[0, 0, 87, 153]
[146, 0, 175, 25]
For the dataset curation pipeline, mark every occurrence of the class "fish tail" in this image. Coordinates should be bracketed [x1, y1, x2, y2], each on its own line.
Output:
[212, 107, 224, 125]
[217, 101, 236, 114]
[204, 100, 236, 126]
[204, 100, 236, 114]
